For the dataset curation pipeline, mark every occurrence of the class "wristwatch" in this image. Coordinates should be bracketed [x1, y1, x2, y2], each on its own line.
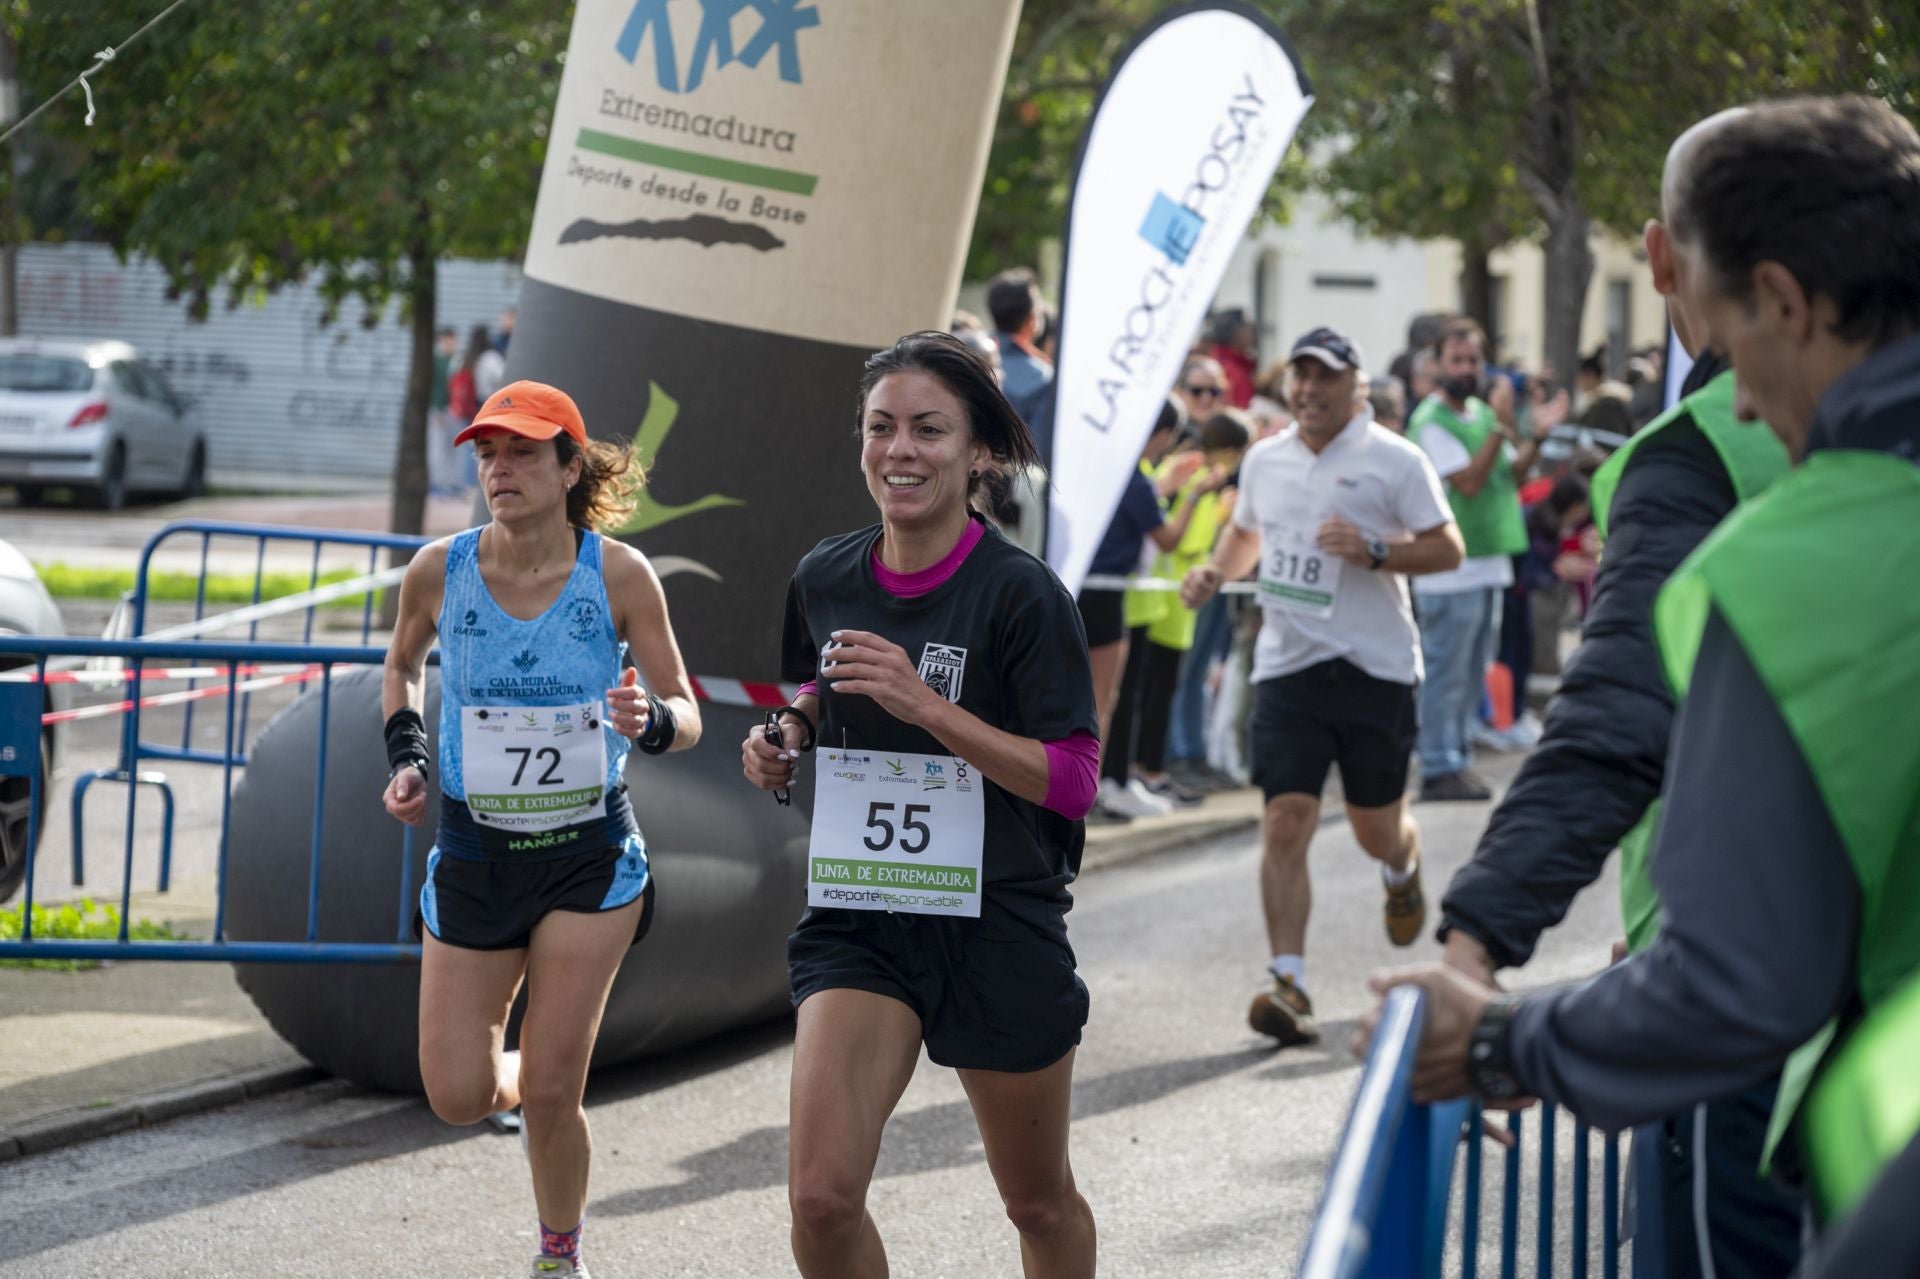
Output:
[1365, 538, 1390, 570]
[1466, 994, 1525, 1102]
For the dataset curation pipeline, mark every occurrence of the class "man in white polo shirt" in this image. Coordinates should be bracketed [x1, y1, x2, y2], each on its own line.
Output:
[1183, 326, 1464, 1046]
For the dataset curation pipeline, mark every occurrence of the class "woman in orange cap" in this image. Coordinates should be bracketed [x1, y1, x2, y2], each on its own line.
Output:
[380, 379, 702, 1279]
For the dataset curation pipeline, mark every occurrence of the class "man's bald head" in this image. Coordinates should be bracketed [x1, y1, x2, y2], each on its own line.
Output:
[1661, 106, 1750, 235]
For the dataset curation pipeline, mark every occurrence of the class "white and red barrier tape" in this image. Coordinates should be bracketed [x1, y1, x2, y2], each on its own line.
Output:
[34, 665, 802, 726]
[41, 666, 326, 725]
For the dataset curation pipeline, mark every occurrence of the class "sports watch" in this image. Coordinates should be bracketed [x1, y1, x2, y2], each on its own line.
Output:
[1466, 994, 1525, 1102]
[1365, 538, 1390, 570]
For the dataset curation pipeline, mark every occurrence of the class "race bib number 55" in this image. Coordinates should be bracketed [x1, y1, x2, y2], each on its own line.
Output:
[461, 703, 607, 832]
[809, 750, 985, 917]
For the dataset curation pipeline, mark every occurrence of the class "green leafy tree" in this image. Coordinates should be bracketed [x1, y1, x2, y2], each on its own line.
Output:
[1280, 0, 1919, 382]
[10, 1, 565, 542]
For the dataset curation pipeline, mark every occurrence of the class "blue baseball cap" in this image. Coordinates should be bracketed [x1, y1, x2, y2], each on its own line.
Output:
[1289, 326, 1365, 373]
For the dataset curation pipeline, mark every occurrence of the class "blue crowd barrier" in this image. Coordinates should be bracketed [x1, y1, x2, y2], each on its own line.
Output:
[1299, 988, 1628, 1278]
[68, 521, 427, 891]
[0, 632, 431, 965]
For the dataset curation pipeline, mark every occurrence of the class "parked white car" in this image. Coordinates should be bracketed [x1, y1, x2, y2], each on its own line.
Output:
[0, 339, 208, 510]
[0, 535, 61, 902]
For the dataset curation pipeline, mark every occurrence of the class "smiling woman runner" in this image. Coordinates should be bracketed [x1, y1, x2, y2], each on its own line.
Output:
[742, 331, 1102, 1278]
[381, 380, 701, 1279]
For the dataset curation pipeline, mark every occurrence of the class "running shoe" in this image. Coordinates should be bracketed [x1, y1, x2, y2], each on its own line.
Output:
[1247, 974, 1319, 1046]
[1123, 778, 1174, 815]
[1138, 774, 1205, 808]
[1383, 862, 1425, 947]
[529, 1258, 589, 1278]
[1097, 777, 1164, 819]
[1418, 771, 1493, 803]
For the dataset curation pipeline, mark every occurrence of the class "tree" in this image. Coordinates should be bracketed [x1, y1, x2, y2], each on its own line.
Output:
[1277, 0, 1920, 383]
[11, 1, 565, 545]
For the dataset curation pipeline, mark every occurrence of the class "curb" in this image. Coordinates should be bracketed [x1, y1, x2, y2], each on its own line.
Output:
[0, 1062, 326, 1164]
[1082, 814, 1261, 874]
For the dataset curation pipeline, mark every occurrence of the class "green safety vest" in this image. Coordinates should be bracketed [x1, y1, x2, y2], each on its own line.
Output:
[1592, 370, 1791, 952]
[1409, 396, 1528, 558]
[1655, 448, 1920, 1208]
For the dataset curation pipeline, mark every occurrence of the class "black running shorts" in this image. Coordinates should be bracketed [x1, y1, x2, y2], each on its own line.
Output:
[1249, 659, 1418, 808]
[788, 898, 1089, 1074]
[418, 833, 655, 951]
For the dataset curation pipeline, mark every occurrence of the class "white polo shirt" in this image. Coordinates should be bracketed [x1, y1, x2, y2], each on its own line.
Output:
[1232, 409, 1454, 686]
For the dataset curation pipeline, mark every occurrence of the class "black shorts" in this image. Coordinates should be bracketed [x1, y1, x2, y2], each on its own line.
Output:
[788, 898, 1089, 1074]
[1076, 588, 1126, 649]
[418, 832, 655, 951]
[1249, 660, 1417, 807]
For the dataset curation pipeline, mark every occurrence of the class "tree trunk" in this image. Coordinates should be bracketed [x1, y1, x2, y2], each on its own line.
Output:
[1459, 237, 1495, 351]
[0, 24, 19, 339]
[381, 240, 435, 626]
[1541, 200, 1593, 388]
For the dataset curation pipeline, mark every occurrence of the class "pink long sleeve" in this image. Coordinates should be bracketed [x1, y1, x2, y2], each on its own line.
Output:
[1042, 730, 1101, 820]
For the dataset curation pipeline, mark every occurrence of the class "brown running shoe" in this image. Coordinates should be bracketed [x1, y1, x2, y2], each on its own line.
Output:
[1384, 861, 1426, 947]
[1248, 974, 1319, 1046]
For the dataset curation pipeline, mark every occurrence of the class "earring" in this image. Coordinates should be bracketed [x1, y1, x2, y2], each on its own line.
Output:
[970, 469, 980, 478]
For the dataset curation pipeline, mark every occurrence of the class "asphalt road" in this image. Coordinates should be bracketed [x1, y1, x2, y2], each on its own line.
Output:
[0, 777, 1625, 1278]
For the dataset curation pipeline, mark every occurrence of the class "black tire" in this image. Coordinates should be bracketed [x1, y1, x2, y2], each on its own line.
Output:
[178, 442, 207, 501]
[0, 729, 49, 904]
[11, 483, 42, 506]
[91, 447, 127, 512]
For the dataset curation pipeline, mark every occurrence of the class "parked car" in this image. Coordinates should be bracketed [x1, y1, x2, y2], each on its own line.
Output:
[0, 339, 208, 510]
[0, 536, 61, 902]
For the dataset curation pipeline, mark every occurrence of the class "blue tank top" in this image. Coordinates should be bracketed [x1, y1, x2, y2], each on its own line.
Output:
[436, 526, 636, 857]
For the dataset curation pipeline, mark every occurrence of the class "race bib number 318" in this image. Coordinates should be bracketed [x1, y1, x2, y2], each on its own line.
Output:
[1259, 525, 1342, 619]
[809, 750, 985, 917]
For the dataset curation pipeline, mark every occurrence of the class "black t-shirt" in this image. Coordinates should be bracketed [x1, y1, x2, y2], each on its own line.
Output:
[781, 517, 1100, 918]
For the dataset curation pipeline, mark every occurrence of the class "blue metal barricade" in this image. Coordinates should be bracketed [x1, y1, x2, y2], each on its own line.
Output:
[1, 633, 426, 964]
[67, 521, 427, 892]
[1299, 988, 1628, 1278]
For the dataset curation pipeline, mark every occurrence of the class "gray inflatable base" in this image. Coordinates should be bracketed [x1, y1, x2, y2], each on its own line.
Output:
[227, 667, 809, 1092]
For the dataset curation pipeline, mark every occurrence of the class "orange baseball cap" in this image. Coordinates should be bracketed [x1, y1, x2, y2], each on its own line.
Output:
[453, 380, 588, 448]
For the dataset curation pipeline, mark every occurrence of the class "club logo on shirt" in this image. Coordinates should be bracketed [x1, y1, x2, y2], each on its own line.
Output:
[449, 607, 489, 638]
[917, 643, 968, 704]
[512, 649, 541, 673]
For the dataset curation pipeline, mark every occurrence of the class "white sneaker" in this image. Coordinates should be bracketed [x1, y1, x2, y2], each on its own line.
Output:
[1505, 711, 1543, 749]
[1124, 777, 1175, 816]
[1097, 777, 1164, 819]
[1469, 719, 1512, 751]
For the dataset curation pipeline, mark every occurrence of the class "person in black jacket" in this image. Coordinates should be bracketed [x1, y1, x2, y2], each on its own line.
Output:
[1431, 120, 1805, 1276]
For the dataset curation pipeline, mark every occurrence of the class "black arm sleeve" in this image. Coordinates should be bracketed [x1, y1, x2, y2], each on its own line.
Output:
[1438, 422, 1737, 969]
[1504, 609, 1859, 1132]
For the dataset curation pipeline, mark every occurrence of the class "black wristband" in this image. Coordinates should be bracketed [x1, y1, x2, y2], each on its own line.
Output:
[384, 706, 431, 777]
[772, 704, 816, 753]
[635, 691, 676, 755]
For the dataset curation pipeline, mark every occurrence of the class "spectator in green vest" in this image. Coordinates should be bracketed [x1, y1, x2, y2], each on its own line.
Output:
[1359, 93, 1920, 1263]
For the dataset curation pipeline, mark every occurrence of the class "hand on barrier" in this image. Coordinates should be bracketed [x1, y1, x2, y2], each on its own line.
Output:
[1356, 962, 1537, 1111]
[821, 630, 938, 727]
[606, 666, 652, 740]
[742, 715, 808, 795]
[1181, 564, 1223, 610]
[383, 764, 429, 827]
